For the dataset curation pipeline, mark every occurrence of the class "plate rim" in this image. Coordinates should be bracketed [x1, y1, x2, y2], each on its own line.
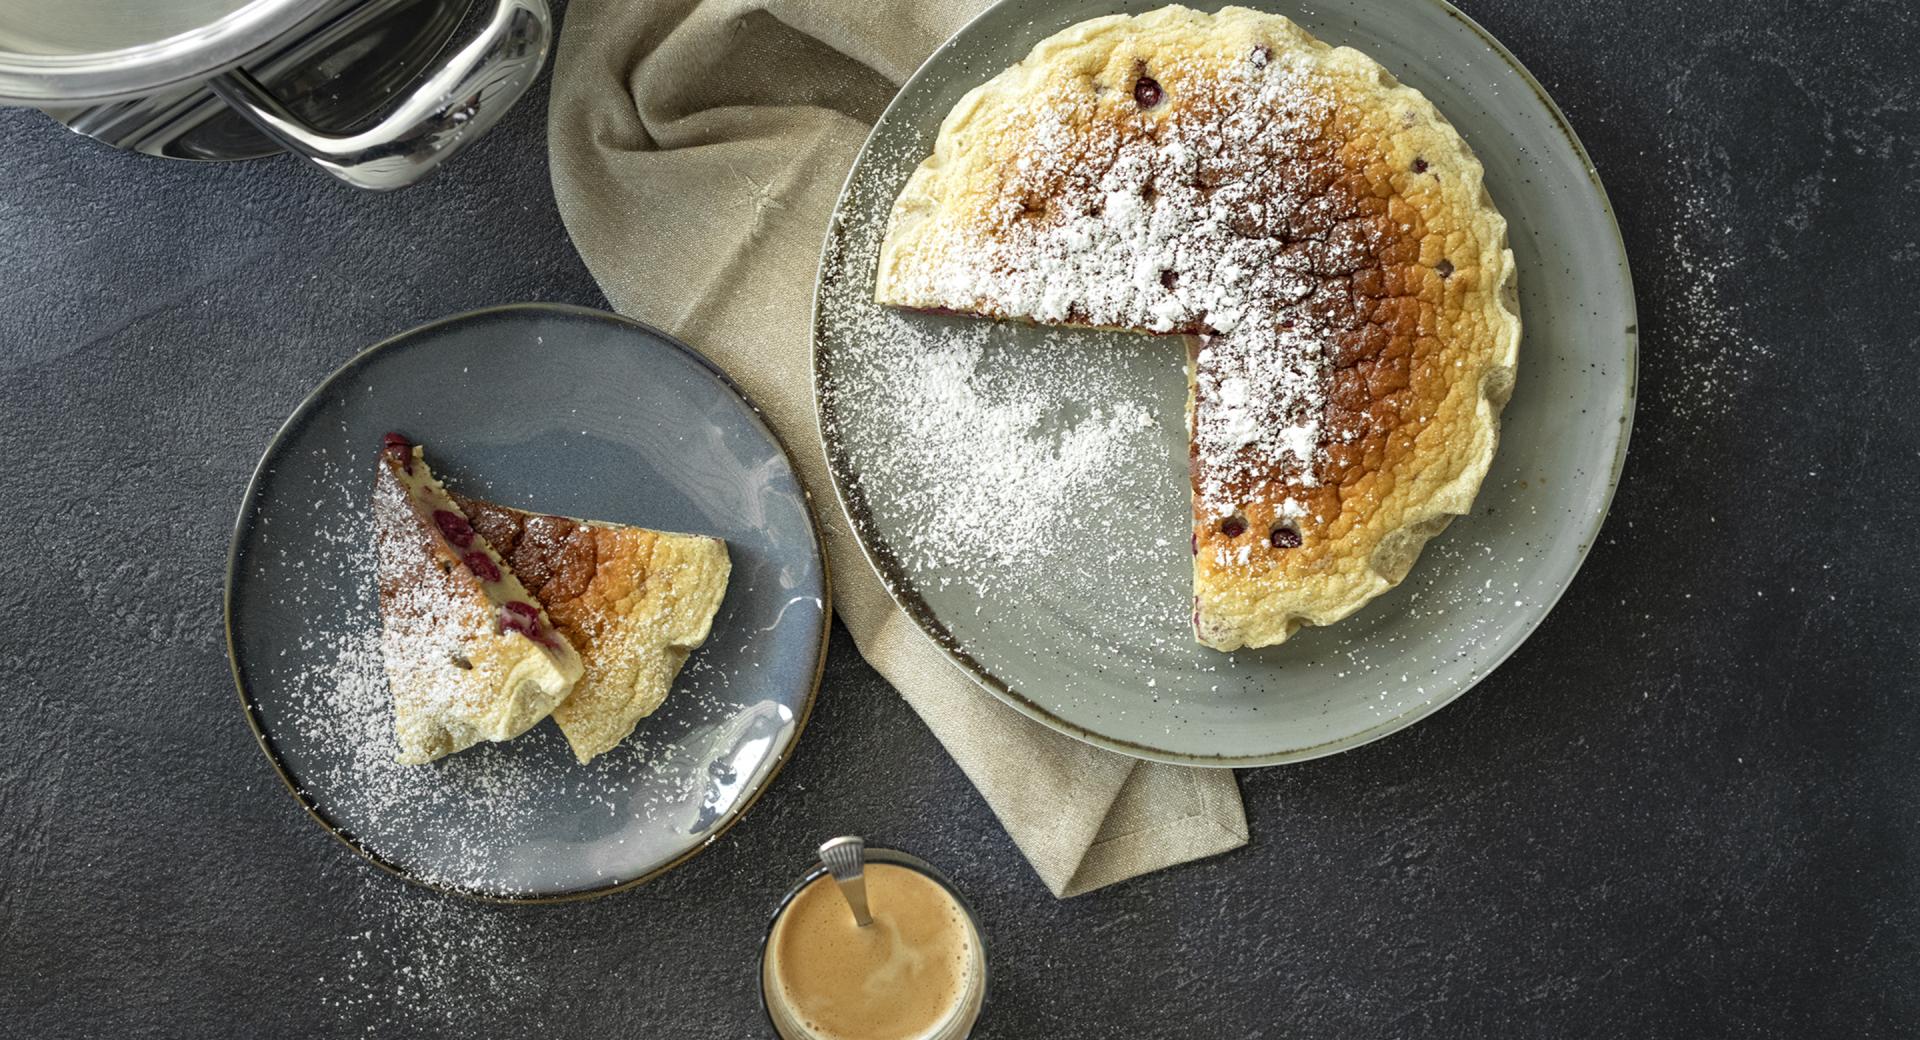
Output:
[225, 302, 832, 903]
[810, 0, 1638, 768]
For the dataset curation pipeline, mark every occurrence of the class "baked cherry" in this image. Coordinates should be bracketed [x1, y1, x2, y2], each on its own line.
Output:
[1269, 524, 1302, 549]
[463, 551, 501, 583]
[1412, 157, 1429, 173]
[1134, 76, 1163, 108]
[382, 432, 413, 473]
[503, 600, 540, 623]
[434, 509, 474, 548]
[1219, 514, 1247, 539]
[499, 601, 558, 649]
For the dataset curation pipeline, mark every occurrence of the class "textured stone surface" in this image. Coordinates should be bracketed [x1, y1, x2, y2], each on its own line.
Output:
[2, 1, 1917, 1035]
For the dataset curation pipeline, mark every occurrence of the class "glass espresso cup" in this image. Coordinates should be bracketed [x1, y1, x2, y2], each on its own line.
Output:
[759, 849, 987, 1040]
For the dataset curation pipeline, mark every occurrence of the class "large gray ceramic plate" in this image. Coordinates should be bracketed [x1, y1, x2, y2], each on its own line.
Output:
[814, 0, 1635, 766]
[228, 304, 829, 900]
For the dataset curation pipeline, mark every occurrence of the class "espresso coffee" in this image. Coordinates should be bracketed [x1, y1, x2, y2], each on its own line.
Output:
[762, 861, 984, 1040]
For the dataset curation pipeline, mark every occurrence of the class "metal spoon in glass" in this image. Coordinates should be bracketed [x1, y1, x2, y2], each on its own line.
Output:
[817, 835, 873, 927]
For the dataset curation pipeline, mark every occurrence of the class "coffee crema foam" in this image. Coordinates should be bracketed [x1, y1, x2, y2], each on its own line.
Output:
[763, 863, 983, 1040]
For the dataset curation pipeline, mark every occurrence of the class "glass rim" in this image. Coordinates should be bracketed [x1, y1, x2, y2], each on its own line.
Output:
[757, 847, 988, 1039]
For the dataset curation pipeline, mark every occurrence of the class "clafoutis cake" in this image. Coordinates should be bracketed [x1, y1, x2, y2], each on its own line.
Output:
[874, 6, 1519, 650]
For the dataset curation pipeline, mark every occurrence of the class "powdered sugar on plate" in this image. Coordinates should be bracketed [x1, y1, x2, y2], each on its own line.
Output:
[821, 290, 1190, 648]
[833, 315, 1163, 582]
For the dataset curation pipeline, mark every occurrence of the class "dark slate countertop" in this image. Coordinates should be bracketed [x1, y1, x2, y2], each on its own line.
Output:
[2, 1, 1915, 1036]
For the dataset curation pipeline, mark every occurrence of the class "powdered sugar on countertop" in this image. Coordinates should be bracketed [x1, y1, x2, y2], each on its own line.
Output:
[1655, 188, 1768, 428]
[317, 879, 541, 1030]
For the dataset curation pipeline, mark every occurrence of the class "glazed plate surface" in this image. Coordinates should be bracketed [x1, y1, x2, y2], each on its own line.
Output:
[229, 304, 829, 899]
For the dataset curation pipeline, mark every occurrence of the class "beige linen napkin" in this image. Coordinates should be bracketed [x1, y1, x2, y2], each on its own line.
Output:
[546, 0, 1248, 896]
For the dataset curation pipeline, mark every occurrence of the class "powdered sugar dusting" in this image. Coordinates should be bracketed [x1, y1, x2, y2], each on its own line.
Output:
[1656, 188, 1767, 428]
[885, 55, 1382, 517]
[316, 879, 542, 1030]
[838, 318, 1163, 582]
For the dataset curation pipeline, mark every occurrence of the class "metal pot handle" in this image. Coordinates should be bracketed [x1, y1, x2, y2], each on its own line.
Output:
[208, 0, 550, 191]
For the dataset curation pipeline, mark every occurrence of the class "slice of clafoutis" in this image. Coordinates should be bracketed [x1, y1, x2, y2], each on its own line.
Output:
[452, 492, 731, 765]
[373, 434, 584, 765]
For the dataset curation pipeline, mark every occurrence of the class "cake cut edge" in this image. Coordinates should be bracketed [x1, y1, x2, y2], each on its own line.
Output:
[372, 436, 584, 765]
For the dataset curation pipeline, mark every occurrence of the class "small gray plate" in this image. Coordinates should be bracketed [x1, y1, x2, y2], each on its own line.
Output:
[228, 304, 829, 900]
[814, 0, 1635, 766]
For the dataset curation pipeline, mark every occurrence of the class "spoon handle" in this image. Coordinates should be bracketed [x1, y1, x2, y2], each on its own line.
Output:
[835, 874, 874, 927]
[818, 835, 874, 927]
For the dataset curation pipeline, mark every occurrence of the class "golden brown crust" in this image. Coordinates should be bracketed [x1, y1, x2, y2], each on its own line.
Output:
[456, 494, 732, 763]
[874, 5, 1518, 650]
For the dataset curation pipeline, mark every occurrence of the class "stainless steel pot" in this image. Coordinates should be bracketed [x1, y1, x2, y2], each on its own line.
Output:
[0, 0, 550, 190]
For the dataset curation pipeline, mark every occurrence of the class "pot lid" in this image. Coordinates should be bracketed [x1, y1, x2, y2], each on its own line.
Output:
[0, 0, 332, 105]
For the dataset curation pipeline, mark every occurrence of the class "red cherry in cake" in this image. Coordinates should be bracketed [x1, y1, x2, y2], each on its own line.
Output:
[434, 509, 475, 548]
[499, 612, 539, 645]
[503, 600, 540, 623]
[1269, 524, 1302, 549]
[382, 432, 414, 473]
[499, 600, 560, 649]
[1219, 514, 1247, 539]
[1134, 76, 1163, 108]
[463, 551, 501, 583]
[499, 601, 539, 637]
